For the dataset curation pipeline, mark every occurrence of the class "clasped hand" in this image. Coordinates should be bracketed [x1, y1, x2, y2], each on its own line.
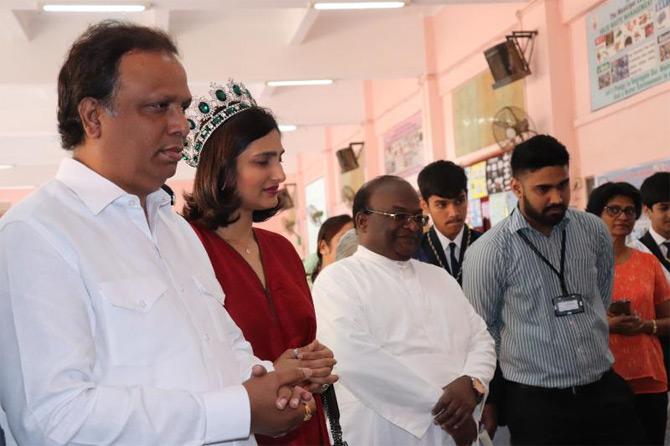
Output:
[432, 376, 478, 446]
[274, 339, 339, 393]
[608, 313, 650, 336]
[243, 364, 315, 437]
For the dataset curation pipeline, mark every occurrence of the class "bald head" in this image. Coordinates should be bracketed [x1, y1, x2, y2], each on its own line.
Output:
[353, 176, 423, 261]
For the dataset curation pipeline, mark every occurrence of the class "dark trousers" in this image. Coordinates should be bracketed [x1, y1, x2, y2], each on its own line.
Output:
[505, 370, 645, 445]
[633, 392, 668, 445]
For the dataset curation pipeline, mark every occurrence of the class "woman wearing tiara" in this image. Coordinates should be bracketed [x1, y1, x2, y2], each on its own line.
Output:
[182, 80, 335, 446]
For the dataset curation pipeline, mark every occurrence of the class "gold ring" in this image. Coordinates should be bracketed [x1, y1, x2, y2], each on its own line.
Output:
[303, 402, 313, 422]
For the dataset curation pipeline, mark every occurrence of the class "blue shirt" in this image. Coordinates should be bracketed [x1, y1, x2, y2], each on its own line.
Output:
[462, 207, 614, 388]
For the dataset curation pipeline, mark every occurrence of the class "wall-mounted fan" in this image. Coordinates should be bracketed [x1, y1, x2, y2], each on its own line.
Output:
[492, 106, 536, 150]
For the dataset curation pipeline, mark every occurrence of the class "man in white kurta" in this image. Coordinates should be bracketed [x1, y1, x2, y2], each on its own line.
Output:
[313, 176, 496, 446]
[0, 22, 307, 446]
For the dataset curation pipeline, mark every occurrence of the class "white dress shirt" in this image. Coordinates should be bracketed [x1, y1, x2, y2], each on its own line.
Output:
[0, 158, 270, 446]
[630, 227, 670, 283]
[649, 227, 670, 259]
[312, 246, 495, 446]
[435, 226, 464, 272]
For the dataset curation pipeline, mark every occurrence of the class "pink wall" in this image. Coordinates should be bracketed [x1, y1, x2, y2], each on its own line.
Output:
[567, 1, 670, 180]
[297, 0, 670, 230]
[0, 188, 35, 210]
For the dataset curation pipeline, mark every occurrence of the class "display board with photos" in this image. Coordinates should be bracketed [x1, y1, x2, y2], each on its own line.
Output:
[587, 0, 670, 111]
[465, 151, 517, 231]
[383, 112, 424, 177]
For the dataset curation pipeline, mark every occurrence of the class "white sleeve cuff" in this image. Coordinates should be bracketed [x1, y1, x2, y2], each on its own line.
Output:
[202, 385, 251, 444]
[259, 360, 274, 373]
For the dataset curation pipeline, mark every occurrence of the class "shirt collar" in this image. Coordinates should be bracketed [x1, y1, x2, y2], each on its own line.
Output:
[434, 225, 464, 250]
[649, 226, 669, 245]
[355, 245, 413, 270]
[55, 158, 171, 215]
[508, 205, 571, 235]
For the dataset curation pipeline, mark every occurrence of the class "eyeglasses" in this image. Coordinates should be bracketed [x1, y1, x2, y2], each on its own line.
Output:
[365, 209, 430, 226]
[604, 205, 637, 218]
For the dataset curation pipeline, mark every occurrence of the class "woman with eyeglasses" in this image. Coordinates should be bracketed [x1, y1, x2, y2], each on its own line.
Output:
[586, 181, 670, 445]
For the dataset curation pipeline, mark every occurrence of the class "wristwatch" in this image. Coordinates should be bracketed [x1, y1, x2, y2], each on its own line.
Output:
[470, 377, 485, 403]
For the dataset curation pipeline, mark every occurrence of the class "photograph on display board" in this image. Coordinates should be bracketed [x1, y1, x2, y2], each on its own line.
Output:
[466, 152, 518, 231]
[488, 191, 518, 227]
[465, 161, 488, 200]
[383, 112, 424, 177]
[486, 151, 513, 194]
[467, 198, 484, 230]
[588, 0, 670, 110]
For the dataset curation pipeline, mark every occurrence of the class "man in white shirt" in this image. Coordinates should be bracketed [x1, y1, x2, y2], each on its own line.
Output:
[313, 175, 496, 446]
[414, 161, 482, 286]
[0, 21, 311, 445]
[636, 172, 670, 280]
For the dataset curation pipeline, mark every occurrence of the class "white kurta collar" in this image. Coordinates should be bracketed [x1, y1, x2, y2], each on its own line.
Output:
[355, 245, 413, 270]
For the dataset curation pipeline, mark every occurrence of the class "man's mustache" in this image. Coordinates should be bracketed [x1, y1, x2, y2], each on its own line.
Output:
[543, 204, 567, 213]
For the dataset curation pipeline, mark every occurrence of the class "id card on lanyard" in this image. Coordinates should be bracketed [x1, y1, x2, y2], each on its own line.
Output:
[517, 229, 585, 317]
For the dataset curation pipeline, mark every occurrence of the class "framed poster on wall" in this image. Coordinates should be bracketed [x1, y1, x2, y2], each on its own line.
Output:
[587, 0, 670, 111]
[383, 112, 424, 177]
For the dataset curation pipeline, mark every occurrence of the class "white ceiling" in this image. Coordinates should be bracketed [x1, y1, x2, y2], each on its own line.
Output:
[0, 0, 524, 188]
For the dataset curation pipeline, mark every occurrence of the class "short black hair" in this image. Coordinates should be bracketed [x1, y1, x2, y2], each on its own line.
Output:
[640, 172, 670, 208]
[58, 20, 178, 150]
[417, 160, 467, 200]
[352, 175, 404, 228]
[511, 134, 570, 177]
[585, 181, 642, 219]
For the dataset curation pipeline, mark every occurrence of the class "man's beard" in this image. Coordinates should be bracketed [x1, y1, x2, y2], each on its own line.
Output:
[523, 196, 567, 227]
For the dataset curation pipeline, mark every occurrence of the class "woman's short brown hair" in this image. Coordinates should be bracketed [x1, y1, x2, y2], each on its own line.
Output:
[182, 106, 281, 229]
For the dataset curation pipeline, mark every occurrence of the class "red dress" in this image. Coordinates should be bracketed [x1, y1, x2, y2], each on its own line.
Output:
[191, 224, 330, 446]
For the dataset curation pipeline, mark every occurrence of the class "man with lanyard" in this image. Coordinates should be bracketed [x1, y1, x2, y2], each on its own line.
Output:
[462, 135, 644, 445]
[414, 160, 482, 286]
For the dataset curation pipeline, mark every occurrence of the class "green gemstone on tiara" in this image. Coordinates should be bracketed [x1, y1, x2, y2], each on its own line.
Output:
[183, 79, 257, 168]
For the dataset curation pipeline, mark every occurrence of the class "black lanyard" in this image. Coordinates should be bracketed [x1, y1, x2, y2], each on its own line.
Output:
[517, 229, 569, 295]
